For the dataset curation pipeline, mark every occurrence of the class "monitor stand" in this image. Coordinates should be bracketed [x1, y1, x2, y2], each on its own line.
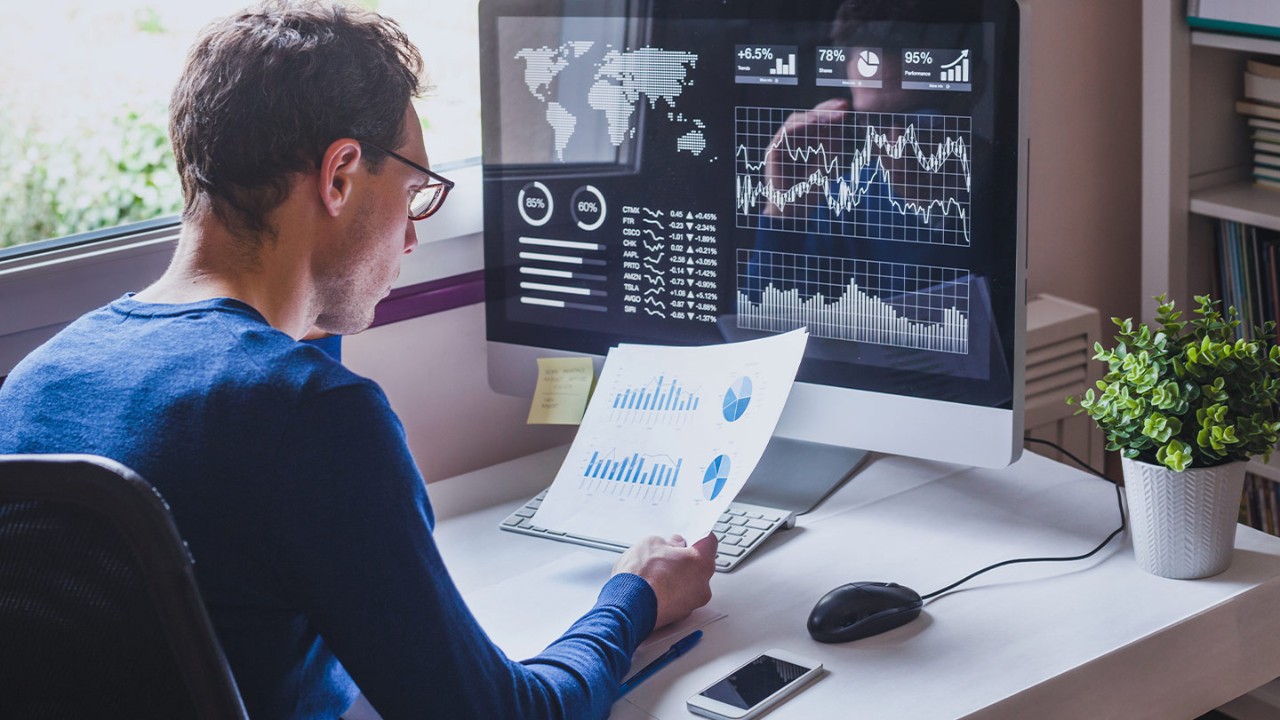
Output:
[734, 436, 870, 515]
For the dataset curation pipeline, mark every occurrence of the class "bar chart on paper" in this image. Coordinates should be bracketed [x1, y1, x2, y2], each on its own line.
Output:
[610, 375, 702, 424]
[581, 449, 683, 502]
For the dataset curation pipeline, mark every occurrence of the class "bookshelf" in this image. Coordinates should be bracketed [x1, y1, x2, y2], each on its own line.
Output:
[1191, 181, 1280, 231]
[1143, 1, 1280, 451]
[1144, 3, 1280, 715]
[1143, 1, 1255, 321]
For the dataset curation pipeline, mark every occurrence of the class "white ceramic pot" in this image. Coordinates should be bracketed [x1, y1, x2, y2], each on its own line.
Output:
[1120, 457, 1248, 579]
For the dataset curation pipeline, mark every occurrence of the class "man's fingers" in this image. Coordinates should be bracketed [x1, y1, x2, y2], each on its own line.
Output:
[691, 532, 718, 558]
[782, 97, 851, 133]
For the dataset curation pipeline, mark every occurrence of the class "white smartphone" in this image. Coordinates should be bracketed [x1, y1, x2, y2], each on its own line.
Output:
[686, 649, 824, 719]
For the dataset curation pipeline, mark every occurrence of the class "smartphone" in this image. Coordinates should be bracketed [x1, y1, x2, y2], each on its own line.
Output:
[686, 649, 824, 719]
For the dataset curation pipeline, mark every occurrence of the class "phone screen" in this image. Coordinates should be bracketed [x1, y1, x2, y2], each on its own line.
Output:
[698, 654, 812, 710]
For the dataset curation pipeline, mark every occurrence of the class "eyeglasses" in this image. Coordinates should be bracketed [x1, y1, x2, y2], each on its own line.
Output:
[360, 141, 455, 220]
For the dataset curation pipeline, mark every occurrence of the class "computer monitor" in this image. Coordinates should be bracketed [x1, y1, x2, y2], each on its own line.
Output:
[479, 0, 1027, 511]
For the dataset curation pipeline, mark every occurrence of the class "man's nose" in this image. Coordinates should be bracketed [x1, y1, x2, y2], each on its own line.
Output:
[404, 219, 418, 254]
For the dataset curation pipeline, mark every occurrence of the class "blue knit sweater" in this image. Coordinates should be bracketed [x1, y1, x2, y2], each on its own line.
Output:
[0, 295, 656, 719]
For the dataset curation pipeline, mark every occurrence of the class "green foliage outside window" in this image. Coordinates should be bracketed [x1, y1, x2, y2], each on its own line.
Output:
[0, 104, 182, 250]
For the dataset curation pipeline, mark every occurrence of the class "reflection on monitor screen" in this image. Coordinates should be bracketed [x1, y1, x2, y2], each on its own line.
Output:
[480, 0, 1026, 499]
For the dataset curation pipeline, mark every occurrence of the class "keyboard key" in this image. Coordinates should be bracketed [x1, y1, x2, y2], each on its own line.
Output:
[500, 494, 793, 573]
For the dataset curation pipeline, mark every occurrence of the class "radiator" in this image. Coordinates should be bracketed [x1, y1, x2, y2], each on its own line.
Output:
[1023, 294, 1104, 470]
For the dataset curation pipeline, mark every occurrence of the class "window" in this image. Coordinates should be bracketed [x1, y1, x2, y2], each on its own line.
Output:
[0, 0, 481, 253]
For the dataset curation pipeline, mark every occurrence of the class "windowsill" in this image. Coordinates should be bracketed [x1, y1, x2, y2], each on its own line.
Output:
[0, 157, 485, 375]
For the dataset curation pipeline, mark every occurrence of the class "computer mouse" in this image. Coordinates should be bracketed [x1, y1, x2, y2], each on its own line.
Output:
[806, 581, 923, 643]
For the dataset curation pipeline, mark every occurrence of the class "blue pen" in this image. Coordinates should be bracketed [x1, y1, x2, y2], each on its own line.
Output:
[618, 629, 704, 697]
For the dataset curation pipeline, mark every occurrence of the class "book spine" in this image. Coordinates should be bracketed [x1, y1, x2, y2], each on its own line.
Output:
[1189, 17, 1280, 39]
[1251, 225, 1264, 336]
[1269, 240, 1280, 328]
[1190, 0, 1280, 26]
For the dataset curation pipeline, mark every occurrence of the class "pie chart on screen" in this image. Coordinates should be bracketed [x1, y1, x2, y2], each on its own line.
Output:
[857, 50, 880, 78]
[703, 454, 731, 501]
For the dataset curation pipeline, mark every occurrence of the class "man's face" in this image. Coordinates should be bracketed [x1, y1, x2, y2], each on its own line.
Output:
[313, 104, 425, 335]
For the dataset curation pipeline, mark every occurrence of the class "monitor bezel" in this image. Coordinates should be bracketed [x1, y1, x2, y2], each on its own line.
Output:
[479, 0, 1027, 468]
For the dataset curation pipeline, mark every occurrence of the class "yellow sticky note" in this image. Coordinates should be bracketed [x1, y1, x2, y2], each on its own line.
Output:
[527, 357, 595, 425]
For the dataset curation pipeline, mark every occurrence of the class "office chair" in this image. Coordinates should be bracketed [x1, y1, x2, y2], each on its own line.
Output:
[0, 454, 248, 720]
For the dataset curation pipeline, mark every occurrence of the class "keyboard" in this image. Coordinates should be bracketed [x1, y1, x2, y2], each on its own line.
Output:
[499, 490, 796, 572]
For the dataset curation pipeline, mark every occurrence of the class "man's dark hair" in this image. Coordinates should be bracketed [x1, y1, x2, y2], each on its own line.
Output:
[169, 0, 426, 239]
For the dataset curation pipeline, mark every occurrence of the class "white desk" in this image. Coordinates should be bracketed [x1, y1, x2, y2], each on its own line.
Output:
[427, 446, 1280, 719]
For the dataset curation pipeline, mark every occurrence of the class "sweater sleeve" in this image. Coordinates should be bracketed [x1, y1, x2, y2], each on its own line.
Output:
[267, 382, 657, 720]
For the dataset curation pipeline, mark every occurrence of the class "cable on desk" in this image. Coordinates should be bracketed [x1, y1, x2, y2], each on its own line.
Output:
[918, 438, 1127, 602]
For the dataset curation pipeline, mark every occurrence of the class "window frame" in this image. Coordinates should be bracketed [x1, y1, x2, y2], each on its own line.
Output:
[0, 159, 483, 377]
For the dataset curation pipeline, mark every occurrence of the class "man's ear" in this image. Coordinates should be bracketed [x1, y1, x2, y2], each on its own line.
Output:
[318, 138, 364, 217]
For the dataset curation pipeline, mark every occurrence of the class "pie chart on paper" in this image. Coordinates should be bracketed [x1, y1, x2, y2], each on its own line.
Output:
[702, 454, 731, 501]
[722, 377, 753, 422]
[857, 50, 880, 78]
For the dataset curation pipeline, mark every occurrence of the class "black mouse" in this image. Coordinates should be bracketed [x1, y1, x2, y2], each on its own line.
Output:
[807, 581, 923, 643]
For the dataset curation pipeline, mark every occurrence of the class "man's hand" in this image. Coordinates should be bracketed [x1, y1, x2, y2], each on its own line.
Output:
[762, 97, 851, 218]
[613, 533, 717, 629]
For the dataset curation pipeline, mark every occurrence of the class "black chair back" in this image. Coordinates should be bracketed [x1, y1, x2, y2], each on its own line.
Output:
[0, 454, 248, 719]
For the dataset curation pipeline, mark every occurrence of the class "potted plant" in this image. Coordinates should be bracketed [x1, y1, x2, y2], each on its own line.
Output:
[1071, 294, 1280, 578]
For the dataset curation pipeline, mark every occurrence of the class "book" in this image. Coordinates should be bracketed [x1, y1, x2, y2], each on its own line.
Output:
[1246, 72, 1280, 105]
[1254, 130, 1280, 144]
[1256, 152, 1280, 169]
[1213, 220, 1280, 338]
[1256, 140, 1280, 155]
[1250, 116, 1280, 132]
[1248, 60, 1280, 81]
[1257, 176, 1280, 192]
[1238, 100, 1280, 121]
[1189, 0, 1280, 39]
[1255, 166, 1280, 182]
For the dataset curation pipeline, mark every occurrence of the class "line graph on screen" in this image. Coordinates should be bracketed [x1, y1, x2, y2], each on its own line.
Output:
[735, 106, 972, 246]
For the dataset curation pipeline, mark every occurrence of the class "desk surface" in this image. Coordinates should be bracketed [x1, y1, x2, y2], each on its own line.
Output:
[427, 446, 1280, 720]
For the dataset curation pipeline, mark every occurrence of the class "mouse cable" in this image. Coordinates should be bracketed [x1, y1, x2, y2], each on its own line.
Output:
[918, 437, 1126, 601]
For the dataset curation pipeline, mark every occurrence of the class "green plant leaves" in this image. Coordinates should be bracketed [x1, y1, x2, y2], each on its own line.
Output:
[1068, 294, 1280, 471]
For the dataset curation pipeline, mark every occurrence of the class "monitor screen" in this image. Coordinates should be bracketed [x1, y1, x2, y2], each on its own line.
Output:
[480, 0, 1026, 469]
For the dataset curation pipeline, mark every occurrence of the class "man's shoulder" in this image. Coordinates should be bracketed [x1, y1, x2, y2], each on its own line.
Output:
[6, 295, 379, 407]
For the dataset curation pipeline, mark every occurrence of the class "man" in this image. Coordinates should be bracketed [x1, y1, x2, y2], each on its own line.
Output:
[0, 2, 716, 718]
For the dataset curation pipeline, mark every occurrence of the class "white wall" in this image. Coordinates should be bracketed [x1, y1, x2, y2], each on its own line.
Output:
[343, 303, 576, 483]
[1023, 0, 1143, 325]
